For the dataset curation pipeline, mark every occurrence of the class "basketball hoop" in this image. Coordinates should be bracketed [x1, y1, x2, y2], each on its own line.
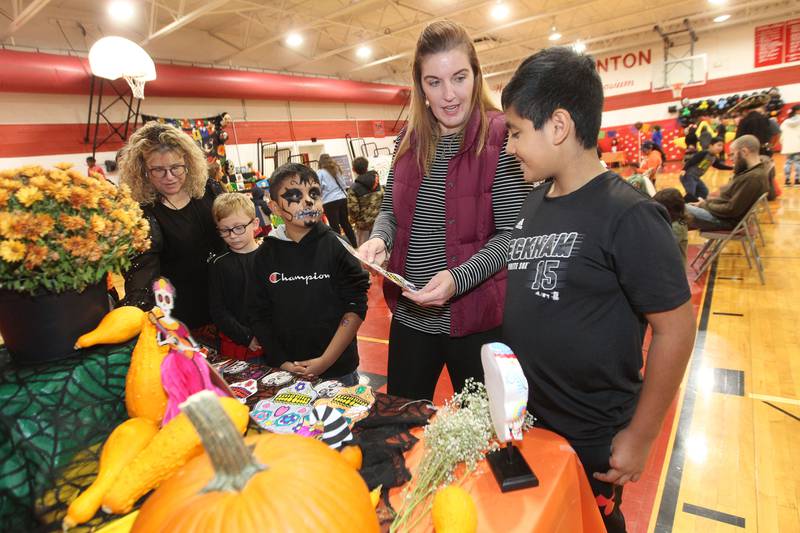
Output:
[89, 36, 156, 99]
[670, 83, 685, 99]
[123, 75, 147, 99]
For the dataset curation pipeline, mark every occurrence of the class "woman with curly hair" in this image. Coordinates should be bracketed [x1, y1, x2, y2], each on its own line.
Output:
[119, 121, 225, 328]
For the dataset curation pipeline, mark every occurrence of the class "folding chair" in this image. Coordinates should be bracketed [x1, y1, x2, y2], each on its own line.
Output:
[690, 195, 766, 285]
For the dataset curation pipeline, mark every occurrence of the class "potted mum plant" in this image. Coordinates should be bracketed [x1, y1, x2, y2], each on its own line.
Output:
[0, 163, 150, 364]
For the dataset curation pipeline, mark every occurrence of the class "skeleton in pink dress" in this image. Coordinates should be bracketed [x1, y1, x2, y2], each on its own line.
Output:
[152, 278, 227, 425]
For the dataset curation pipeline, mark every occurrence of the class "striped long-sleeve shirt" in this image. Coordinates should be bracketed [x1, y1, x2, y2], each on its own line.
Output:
[371, 132, 531, 335]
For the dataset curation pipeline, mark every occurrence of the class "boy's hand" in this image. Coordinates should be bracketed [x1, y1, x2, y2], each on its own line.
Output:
[279, 361, 305, 374]
[293, 356, 333, 381]
[359, 238, 387, 265]
[403, 270, 455, 307]
[593, 427, 653, 486]
[248, 337, 261, 352]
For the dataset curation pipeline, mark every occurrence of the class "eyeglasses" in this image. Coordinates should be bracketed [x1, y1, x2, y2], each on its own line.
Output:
[217, 219, 254, 237]
[147, 165, 187, 179]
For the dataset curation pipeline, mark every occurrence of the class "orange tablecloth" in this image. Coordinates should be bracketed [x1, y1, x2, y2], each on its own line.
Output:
[602, 152, 628, 166]
[389, 428, 606, 533]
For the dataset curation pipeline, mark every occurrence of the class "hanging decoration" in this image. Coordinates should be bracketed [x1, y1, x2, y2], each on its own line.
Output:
[140, 113, 229, 173]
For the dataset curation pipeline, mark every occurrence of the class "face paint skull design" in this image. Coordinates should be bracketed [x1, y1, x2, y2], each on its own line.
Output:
[274, 175, 323, 230]
[152, 277, 176, 318]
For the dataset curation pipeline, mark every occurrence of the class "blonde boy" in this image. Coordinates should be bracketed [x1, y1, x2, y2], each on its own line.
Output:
[209, 193, 262, 360]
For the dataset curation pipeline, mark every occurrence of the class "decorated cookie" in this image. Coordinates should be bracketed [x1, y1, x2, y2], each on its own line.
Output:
[314, 384, 375, 425]
[237, 365, 268, 381]
[314, 380, 343, 398]
[296, 405, 353, 449]
[273, 380, 318, 405]
[222, 360, 249, 375]
[251, 399, 311, 434]
[228, 378, 258, 403]
[261, 370, 293, 386]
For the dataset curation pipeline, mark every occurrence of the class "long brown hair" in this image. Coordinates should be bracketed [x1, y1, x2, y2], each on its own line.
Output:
[318, 153, 342, 177]
[395, 20, 498, 171]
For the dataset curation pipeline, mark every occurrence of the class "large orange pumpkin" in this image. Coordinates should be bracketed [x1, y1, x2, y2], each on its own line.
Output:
[132, 391, 379, 533]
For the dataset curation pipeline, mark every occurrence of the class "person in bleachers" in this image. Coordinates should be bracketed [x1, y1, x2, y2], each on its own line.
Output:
[685, 135, 768, 232]
[679, 136, 731, 202]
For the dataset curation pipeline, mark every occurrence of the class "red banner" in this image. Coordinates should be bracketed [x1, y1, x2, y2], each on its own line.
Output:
[785, 18, 800, 63]
[755, 22, 785, 67]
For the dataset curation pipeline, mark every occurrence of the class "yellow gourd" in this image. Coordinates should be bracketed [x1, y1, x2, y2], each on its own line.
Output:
[63, 418, 158, 529]
[125, 315, 169, 422]
[95, 511, 139, 533]
[432, 485, 478, 533]
[75, 306, 146, 349]
[102, 397, 249, 515]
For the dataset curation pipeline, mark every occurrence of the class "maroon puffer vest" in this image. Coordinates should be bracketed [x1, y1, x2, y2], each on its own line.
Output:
[385, 107, 508, 337]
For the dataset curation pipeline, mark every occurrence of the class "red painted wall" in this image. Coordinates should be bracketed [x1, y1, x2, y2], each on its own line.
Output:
[0, 119, 406, 158]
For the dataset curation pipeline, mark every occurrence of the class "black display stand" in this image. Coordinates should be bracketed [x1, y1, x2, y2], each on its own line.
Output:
[486, 442, 539, 492]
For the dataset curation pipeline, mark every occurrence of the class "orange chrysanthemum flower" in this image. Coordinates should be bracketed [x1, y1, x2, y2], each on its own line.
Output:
[0, 240, 26, 262]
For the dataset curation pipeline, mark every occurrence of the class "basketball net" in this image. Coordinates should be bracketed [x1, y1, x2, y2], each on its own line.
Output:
[124, 75, 147, 99]
[671, 82, 684, 100]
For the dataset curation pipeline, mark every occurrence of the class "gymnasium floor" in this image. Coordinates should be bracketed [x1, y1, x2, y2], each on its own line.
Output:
[355, 156, 800, 532]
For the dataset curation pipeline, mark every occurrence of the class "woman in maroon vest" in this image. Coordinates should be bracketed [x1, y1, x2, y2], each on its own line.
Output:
[360, 21, 531, 401]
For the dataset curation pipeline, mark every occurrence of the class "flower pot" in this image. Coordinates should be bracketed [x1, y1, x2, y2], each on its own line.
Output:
[0, 281, 110, 365]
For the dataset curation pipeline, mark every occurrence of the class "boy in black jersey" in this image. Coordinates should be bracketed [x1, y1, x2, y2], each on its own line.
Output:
[500, 47, 696, 533]
[247, 163, 369, 385]
[209, 193, 263, 360]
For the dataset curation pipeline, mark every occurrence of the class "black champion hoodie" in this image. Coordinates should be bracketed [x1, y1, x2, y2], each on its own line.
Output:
[247, 222, 370, 379]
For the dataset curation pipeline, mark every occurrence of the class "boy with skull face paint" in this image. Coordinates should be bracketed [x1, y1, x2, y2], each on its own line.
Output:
[247, 163, 370, 384]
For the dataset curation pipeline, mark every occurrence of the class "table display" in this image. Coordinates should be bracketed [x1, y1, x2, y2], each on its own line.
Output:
[1, 309, 604, 532]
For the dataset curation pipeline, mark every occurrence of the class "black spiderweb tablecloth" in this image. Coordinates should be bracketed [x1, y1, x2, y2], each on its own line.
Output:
[0, 341, 134, 533]
[0, 344, 434, 532]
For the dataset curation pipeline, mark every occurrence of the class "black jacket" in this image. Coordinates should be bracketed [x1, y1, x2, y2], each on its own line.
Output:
[350, 170, 380, 198]
[247, 223, 369, 379]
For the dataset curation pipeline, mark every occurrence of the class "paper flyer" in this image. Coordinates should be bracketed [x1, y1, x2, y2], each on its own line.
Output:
[334, 235, 418, 292]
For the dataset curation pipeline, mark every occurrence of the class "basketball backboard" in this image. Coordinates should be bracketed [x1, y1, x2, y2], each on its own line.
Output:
[651, 53, 707, 98]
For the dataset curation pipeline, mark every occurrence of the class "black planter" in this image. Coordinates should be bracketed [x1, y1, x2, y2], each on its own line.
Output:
[0, 282, 110, 365]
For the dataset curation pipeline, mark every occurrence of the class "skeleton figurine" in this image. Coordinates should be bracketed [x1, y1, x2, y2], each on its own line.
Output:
[149, 277, 226, 425]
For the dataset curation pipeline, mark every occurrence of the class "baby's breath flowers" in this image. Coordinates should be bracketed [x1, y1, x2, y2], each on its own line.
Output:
[391, 380, 534, 532]
[0, 164, 150, 294]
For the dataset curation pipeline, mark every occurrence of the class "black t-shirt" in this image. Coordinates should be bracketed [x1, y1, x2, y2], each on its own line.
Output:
[502, 172, 690, 445]
[208, 247, 261, 346]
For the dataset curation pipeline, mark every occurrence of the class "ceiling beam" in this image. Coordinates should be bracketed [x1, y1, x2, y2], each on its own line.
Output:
[142, 0, 228, 45]
[289, 0, 497, 71]
[2, 0, 51, 40]
[214, 0, 384, 63]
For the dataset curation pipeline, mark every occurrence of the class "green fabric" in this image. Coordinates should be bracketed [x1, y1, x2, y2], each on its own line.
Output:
[0, 341, 134, 532]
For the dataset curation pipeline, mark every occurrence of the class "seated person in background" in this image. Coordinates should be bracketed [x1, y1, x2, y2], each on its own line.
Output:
[686, 135, 768, 232]
[248, 163, 370, 385]
[637, 141, 664, 184]
[625, 163, 655, 196]
[501, 47, 695, 533]
[653, 188, 688, 265]
[679, 136, 732, 202]
[209, 193, 263, 361]
[347, 156, 384, 247]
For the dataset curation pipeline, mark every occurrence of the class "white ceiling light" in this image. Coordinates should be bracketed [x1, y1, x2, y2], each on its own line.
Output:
[491, 3, 510, 20]
[708, 0, 726, 5]
[108, 0, 135, 22]
[713, 14, 731, 22]
[286, 33, 303, 47]
[548, 27, 561, 42]
[356, 45, 372, 59]
[573, 40, 586, 53]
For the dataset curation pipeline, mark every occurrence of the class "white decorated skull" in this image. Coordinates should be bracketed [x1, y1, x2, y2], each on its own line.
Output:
[152, 277, 176, 318]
